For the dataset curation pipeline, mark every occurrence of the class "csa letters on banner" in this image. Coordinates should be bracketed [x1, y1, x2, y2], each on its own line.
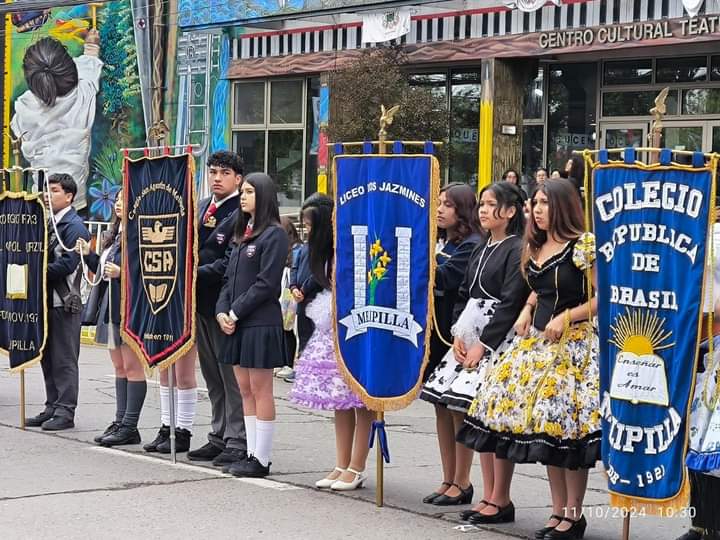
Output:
[333, 154, 439, 411]
[122, 154, 197, 368]
[0, 193, 47, 371]
[592, 151, 713, 512]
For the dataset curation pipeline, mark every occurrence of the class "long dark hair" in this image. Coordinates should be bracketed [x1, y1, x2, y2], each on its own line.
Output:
[522, 178, 584, 271]
[280, 215, 301, 267]
[477, 181, 526, 238]
[22, 37, 78, 107]
[234, 172, 281, 242]
[563, 155, 585, 192]
[301, 193, 334, 289]
[501, 168, 520, 185]
[102, 188, 122, 250]
[440, 183, 480, 243]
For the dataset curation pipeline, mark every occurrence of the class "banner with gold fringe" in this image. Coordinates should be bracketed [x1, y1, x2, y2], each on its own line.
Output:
[121, 153, 197, 369]
[588, 147, 717, 514]
[333, 151, 439, 412]
[0, 191, 47, 371]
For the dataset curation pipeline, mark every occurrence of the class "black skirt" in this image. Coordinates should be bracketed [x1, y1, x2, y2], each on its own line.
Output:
[423, 330, 450, 383]
[220, 325, 288, 369]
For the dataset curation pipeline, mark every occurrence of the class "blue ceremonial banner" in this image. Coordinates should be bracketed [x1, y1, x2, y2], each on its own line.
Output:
[0, 192, 47, 371]
[592, 151, 714, 512]
[333, 154, 439, 411]
[122, 154, 197, 369]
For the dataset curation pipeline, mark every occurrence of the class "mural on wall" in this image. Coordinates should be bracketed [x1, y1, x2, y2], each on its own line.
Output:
[6, 1, 146, 219]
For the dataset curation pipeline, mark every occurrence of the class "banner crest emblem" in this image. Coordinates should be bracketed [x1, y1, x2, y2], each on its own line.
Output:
[139, 213, 179, 314]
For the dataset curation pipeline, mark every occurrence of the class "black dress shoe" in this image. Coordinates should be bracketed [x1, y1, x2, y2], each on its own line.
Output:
[432, 483, 474, 506]
[94, 421, 121, 443]
[157, 427, 191, 453]
[468, 501, 515, 524]
[188, 442, 223, 461]
[535, 515, 564, 539]
[544, 515, 587, 540]
[228, 455, 270, 478]
[101, 425, 141, 446]
[212, 447, 247, 466]
[676, 530, 703, 540]
[41, 416, 74, 431]
[459, 500, 489, 521]
[422, 481, 452, 504]
[143, 425, 170, 452]
[26, 410, 54, 427]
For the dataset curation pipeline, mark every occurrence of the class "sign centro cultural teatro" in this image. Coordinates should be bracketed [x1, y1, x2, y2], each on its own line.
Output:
[539, 15, 720, 49]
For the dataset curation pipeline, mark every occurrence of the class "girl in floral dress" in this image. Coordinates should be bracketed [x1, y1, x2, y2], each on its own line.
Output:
[457, 178, 600, 540]
[289, 193, 372, 491]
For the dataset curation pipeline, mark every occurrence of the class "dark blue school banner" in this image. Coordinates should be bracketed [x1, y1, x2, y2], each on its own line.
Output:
[334, 154, 439, 411]
[122, 154, 197, 369]
[592, 150, 713, 513]
[0, 193, 47, 371]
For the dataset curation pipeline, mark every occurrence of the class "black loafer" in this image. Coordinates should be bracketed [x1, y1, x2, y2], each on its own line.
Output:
[468, 501, 515, 524]
[100, 425, 141, 446]
[432, 483, 473, 506]
[544, 515, 587, 540]
[228, 455, 270, 478]
[94, 421, 121, 443]
[41, 416, 74, 431]
[26, 410, 54, 427]
[213, 447, 247, 466]
[535, 515, 563, 539]
[460, 500, 489, 521]
[188, 442, 223, 461]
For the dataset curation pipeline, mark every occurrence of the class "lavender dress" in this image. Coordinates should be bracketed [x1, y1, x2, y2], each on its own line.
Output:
[289, 290, 364, 410]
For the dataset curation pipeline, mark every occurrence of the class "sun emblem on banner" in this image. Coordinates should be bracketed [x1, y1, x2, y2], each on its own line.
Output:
[609, 309, 674, 406]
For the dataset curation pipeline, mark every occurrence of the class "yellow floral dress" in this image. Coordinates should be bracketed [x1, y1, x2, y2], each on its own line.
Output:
[457, 235, 601, 469]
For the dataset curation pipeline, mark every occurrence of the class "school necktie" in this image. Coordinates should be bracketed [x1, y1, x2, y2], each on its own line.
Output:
[203, 201, 217, 224]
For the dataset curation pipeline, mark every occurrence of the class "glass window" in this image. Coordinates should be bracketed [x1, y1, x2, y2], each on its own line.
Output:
[682, 89, 720, 115]
[712, 126, 720, 153]
[603, 127, 645, 149]
[268, 130, 304, 211]
[603, 59, 652, 85]
[603, 91, 678, 117]
[232, 131, 265, 173]
[547, 63, 597, 171]
[712, 56, 720, 81]
[662, 126, 703, 152]
[409, 73, 448, 100]
[449, 70, 481, 185]
[524, 68, 544, 119]
[270, 80, 304, 125]
[233, 82, 265, 125]
[522, 125, 544, 191]
[656, 56, 708, 83]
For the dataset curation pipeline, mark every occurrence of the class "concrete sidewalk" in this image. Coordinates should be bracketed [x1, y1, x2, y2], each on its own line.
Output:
[0, 346, 691, 539]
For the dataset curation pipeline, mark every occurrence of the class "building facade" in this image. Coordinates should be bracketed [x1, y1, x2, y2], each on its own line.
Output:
[177, 0, 720, 207]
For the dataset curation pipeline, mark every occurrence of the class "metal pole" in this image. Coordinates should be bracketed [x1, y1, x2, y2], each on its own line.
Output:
[622, 514, 631, 540]
[376, 411, 384, 507]
[19, 370, 26, 429]
[168, 367, 176, 463]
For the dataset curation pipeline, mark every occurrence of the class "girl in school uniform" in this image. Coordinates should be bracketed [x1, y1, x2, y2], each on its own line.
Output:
[216, 172, 289, 478]
[421, 182, 482, 506]
[289, 193, 373, 491]
[77, 189, 147, 446]
[421, 182, 529, 521]
[457, 178, 600, 539]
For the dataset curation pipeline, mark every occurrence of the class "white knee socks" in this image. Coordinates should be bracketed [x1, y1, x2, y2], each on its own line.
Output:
[177, 388, 197, 431]
[254, 419, 275, 467]
[244, 415, 257, 456]
[160, 385, 195, 430]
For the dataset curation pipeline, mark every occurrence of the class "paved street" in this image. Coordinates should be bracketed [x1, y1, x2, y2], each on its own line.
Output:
[0, 346, 691, 540]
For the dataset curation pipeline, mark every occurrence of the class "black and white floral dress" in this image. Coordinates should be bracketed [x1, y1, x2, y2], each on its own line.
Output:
[420, 235, 529, 412]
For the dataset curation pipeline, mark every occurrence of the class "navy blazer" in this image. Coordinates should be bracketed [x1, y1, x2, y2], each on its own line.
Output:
[86, 235, 122, 325]
[48, 207, 91, 307]
[196, 194, 240, 319]
[216, 224, 289, 328]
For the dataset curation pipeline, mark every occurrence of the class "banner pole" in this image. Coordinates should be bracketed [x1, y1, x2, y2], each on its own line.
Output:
[19, 370, 26, 429]
[622, 514, 630, 540]
[168, 367, 176, 464]
[376, 411, 384, 507]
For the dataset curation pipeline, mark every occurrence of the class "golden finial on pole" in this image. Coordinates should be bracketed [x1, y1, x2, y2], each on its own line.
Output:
[378, 104, 399, 155]
[648, 87, 669, 162]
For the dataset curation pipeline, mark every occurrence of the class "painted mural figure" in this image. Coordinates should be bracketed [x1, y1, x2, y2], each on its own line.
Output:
[10, 30, 103, 210]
